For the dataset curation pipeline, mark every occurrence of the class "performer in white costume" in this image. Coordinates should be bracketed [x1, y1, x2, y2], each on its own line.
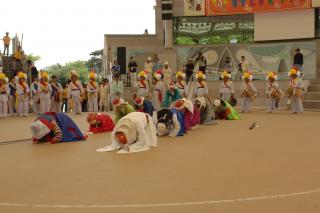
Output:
[96, 112, 157, 154]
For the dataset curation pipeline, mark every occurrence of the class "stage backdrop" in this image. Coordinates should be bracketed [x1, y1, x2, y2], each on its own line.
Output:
[177, 40, 316, 80]
[183, 0, 312, 16]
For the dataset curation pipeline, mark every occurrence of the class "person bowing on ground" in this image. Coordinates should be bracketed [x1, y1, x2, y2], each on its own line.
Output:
[96, 112, 157, 154]
[87, 113, 115, 134]
[30, 112, 87, 144]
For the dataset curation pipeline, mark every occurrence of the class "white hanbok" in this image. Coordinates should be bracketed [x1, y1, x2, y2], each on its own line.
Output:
[96, 112, 157, 154]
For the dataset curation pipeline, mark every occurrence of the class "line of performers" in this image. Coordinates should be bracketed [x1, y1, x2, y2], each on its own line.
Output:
[24, 67, 303, 154]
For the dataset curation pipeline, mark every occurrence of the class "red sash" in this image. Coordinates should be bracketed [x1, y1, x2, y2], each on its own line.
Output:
[178, 81, 185, 89]
[224, 81, 230, 89]
[139, 80, 146, 88]
[90, 81, 97, 90]
[19, 82, 27, 93]
[158, 92, 162, 103]
[72, 81, 80, 90]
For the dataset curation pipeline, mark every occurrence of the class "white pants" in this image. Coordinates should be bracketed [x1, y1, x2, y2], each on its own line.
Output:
[71, 91, 82, 114]
[8, 95, 15, 115]
[17, 94, 29, 116]
[32, 94, 40, 114]
[153, 90, 162, 111]
[39, 93, 51, 114]
[130, 72, 137, 87]
[290, 96, 303, 113]
[138, 88, 148, 98]
[50, 97, 62, 113]
[221, 93, 231, 103]
[241, 97, 251, 112]
[88, 96, 98, 112]
[267, 97, 277, 112]
[0, 97, 8, 118]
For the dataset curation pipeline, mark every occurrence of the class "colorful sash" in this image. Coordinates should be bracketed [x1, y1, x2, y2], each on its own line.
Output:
[72, 81, 80, 90]
[139, 80, 146, 88]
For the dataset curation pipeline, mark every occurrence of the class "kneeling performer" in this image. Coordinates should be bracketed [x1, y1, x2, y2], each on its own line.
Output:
[96, 112, 157, 153]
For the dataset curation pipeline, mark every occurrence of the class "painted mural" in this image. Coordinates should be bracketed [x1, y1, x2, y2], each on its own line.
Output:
[177, 40, 316, 80]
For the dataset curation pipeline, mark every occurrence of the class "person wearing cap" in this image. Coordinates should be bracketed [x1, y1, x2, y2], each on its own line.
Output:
[31, 112, 87, 144]
[87, 70, 99, 112]
[99, 79, 110, 112]
[213, 98, 240, 120]
[110, 73, 124, 99]
[96, 112, 157, 154]
[176, 71, 187, 97]
[50, 75, 63, 113]
[196, 52, 207, 74]
[293, 48, 303, 75]
[156, 108, 184, 137]
[3, 32, 11, 56]
[136, 71, 149, 98]
[144, 57, 153, 85]
[163, 82, 181, 108]
[152, 70, 164, 111]
[68, 70, 83, 114]
[174, 98, 200, 131]
[287, 68, 304, 114]
[185, 58, 195, 83]
[219, 71, 234, 103]
[0, 73, 9, 119]
[162, 61, 172, 90]
[112, 98, 135, 123]
[38, 71, 51, 114]
[135, 96, 154, 116]
[87, 113, 115, 134]
[128, 56, 138, 87]
[240, 72, 258, 113]
[15, 72, 30, 117]
[266, 72, 283, 113]
[8, 77, 16, 115]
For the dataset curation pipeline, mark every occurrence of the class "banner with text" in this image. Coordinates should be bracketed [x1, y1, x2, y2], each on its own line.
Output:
[205, 0, 311, 15]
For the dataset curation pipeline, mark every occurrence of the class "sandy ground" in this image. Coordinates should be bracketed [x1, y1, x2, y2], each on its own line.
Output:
[0, 111, 320, 213]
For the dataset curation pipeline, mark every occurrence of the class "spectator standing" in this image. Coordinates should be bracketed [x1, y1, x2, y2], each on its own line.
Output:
[196, 52, 207, 74]
[294, 48, 304, 74]
[185, 58, 194, 83]
[81, 84, 88, 112]
[3, 32, 11, 56]
[128, 56, 137, 87]
[110, 74, 124, 99]
[112, 60, 120, 75]
[8, 77, 16, 115]
[50, 75, 63, 113]
[61, 84, 69, 113]
[99, 79, 110, 112]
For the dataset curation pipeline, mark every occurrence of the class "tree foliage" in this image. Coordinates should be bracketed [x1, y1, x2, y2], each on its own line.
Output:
[26, 53, 41, 62]
[45, 61, 89, 85]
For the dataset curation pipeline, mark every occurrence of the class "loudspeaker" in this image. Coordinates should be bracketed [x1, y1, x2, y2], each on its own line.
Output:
[117, 47, 126, 75]
[162, 0, 173, 20]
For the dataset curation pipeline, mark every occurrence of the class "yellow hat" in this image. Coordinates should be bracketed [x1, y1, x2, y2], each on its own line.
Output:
[242, 72, 253, 80]
[88, 71, 97, 80]
[138, 70, 147, 78]
[221, 71, 231, 79]
[176, 71, 185, 79]
[266, 72, 278, 80]
[39, 71, 49, 80]
[288, 68, 301, 77]
[0, 73, 6, 81]
[17, 71, 27, 79]
[196, 71, 205, 80]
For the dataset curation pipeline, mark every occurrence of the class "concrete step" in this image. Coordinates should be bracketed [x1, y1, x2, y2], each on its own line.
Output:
[303, 92, 320, 100]
[303, 100, 320, 109]
[307, 85, 320, 92]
